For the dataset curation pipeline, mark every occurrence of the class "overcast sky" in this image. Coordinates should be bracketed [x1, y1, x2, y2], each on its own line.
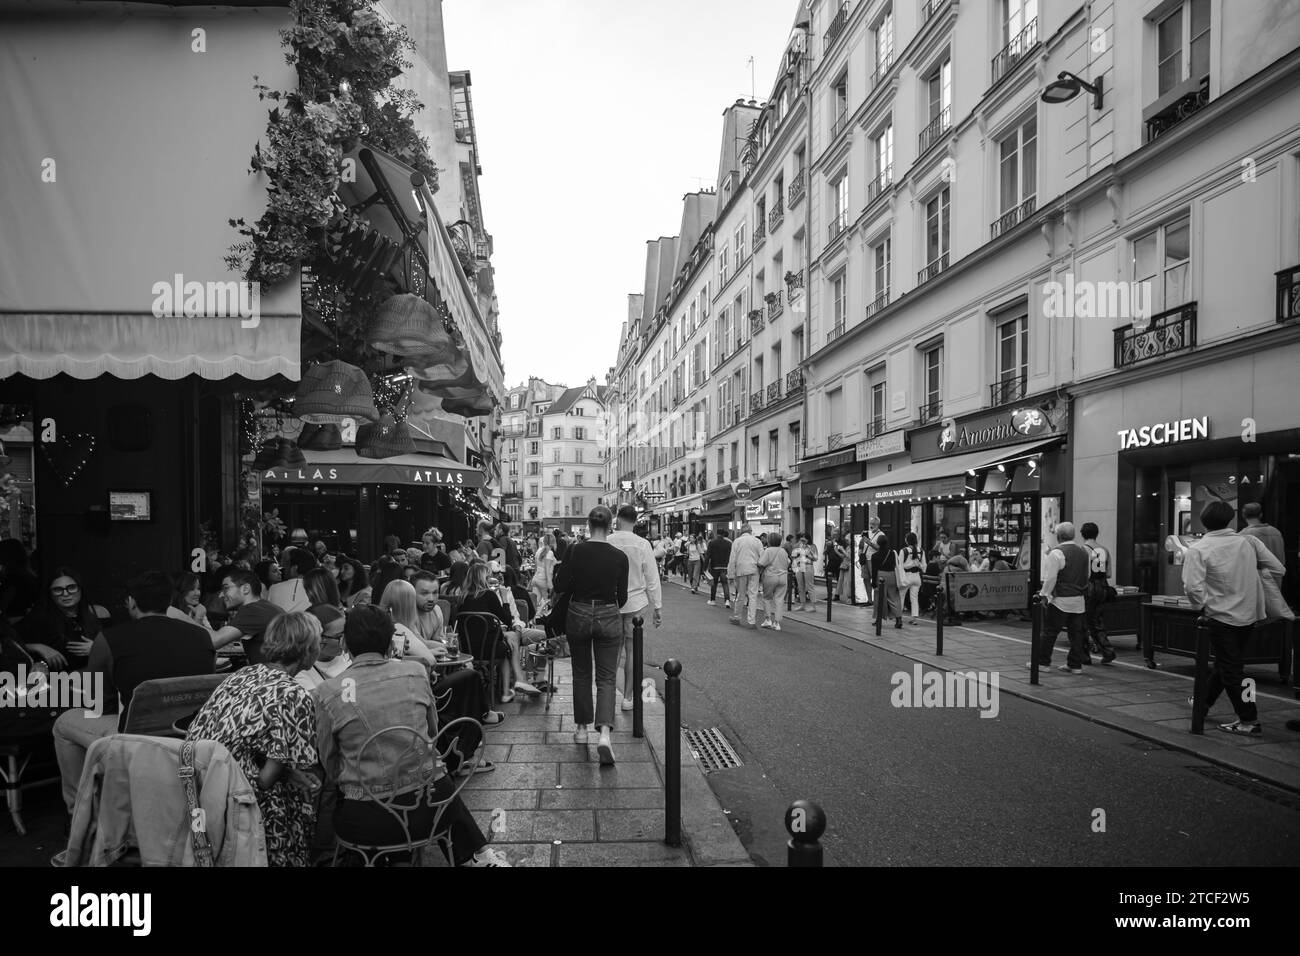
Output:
[443, 0, 801, 389]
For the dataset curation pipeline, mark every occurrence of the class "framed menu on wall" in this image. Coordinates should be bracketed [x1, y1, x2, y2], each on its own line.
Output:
[108, 490, 152, 522]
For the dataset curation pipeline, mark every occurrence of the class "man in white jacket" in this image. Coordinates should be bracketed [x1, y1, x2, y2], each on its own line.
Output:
[727, 523, 764, 629]
[609, 505, 662, 710]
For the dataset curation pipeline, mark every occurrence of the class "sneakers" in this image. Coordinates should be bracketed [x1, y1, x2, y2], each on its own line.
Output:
[1100, 651, 1116, 665]
[621, 698, 634, 711]
[895, 618, 903, 629]
[573, 725, 589, 744]
[597, 731, 615, 766]
[729, 617, 740, 626]
[1056, 665, 1083, 675]
[773, 622, 781, 631]
[725, 601, 732, 609]
[482, 710, 505, 725]
[514, 681, 541, 696]
[760, 620, 773, 629]
[463, 847, 511, 867]
[706, 600, 716, 606]
[1218, 721, 1262, 736]
[500, 691, 516, 704]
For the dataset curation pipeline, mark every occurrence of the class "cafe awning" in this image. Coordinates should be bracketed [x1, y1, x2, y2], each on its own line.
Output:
[259, 448, 483, 488]
[839, 438, 1059, 505]
[698, 509, 736, 522]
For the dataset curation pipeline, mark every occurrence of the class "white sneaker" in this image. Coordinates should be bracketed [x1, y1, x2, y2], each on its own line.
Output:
[500, 691, 515, 704]
[773, 622, 781, 631]
[621, 698, 634, 711]
[514, 680, 541, 696]
[463, 847, 511, 867]
[597, 731, 615, 766]
[706, 600, 716, 606]
[760, 620, 773, 628]
[573, 725, 589, 744]
[725, 601, 732, 609]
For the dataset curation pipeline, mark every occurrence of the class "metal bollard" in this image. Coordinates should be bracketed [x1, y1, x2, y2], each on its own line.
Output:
[787, 570, 794, 612]
[632, 615, 645, 740]
[935, 587, 945, 656]
[664, 659, 682, 847]
[874, 578, 884, 636]
[784, 799, 826, 867]
[1029, 594, 1043, 686]
[826, 574, 833, 623]
[1191, 616, 1210, 735]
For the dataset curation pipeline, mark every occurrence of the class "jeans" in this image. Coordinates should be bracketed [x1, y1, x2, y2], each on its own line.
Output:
[1040, 603, 1089, 669]
[334, 779, 486, 866]
[709, 569, 730, 604]
[53, 710, 121, 814]
[1084, 582, 1114, 653]
[732, 573, 760, 624]
[688, 559, 701, 589]
[567, 601, 623, 729]
[1203, 621, 1258, 723]
[794, 569, 816, 605]
[760, 573, 786, 625]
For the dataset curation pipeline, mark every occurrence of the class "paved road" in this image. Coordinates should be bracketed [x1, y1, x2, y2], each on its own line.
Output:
[638, 581, 1300, 866]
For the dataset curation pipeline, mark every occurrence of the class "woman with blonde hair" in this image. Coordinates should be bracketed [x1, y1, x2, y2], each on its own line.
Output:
[378, 578, 438, 665]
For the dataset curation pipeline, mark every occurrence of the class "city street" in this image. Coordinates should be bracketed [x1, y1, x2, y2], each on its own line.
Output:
[640, 581, 1300, 866]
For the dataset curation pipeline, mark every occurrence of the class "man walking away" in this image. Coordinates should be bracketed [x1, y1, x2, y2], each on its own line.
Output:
[706, 530, 732, 608]
[608, 505, 662, 712]
[727, 524, 764, 628]
[1240, 502, 1286, 565]
[1080, 523, 1117, 664]
[1183, 501, 1284, 735]
[1034, 522, 1092, 674]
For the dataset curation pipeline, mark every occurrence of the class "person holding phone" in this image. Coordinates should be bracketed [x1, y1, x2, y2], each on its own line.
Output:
[18, 566, 107, 671]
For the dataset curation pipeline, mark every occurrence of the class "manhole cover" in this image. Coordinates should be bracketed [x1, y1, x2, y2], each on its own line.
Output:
[1185, 765, 1300, 811]
[684, 727, 743, 773]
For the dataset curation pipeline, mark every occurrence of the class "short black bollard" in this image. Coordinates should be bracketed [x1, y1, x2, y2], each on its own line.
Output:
[784, 799, 826, 867]
[787, 569, 794, 612]
[826, 574, 833, 623]
[874, 578, 885, 636]
[663, 659, 682, 848]
[1191, 616, 1210, 735]
[935, 587, 945, 656]
[632, 615, 645, 740]
[1029, 594, 1043, 686]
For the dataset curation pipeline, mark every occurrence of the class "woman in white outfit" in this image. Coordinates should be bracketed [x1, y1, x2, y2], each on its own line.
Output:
[898, 532, 925, 624]
[791, 535, 817, 611]
[757, 533, 791, 630]
[531, 534, 557, 608]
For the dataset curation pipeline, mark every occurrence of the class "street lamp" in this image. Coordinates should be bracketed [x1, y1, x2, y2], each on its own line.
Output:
[1041, 71, 1103, 110]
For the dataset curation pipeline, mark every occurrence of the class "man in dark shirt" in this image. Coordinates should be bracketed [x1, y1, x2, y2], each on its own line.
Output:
[705, 530, 732, 608]
[52, 570, 215, 814]
[211, 568, 282, 665]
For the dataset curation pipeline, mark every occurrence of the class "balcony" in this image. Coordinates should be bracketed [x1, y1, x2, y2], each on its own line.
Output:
[828, 432, 844, 451]
[786, 368, 804, 394]
[767, 380, 783, 404]
[824, 1, 848, 51]
[788, 170, 806, 207]
[870, 50, 895, 89]
[767, 291, 784, 320]
[867, 164, 893, 204]
[827, 212, 849, 245]
[730, 465, 739, 481]
[863, 289, 889, 320]
[753, 217, 766, 253]
[1144, 75, 1210, 143]
[751, 392, 765, 414]
[749, 309, 766, 337]
[991, 17, 1039, 86]
[921, 0, 950, 24]
[830, 109, 849, 140]
[918, 106, 950, 156]
[989, 375, 1027, 406]
[917, 252, 949, 285]
[767, 198, 785, 233]
[1278, 265, 1300, 323]
[827, 319, 845, 345]
[786, 271, 804, 294]
[863, 417, 887, 440]
[991, 195, 1037, 239]
[1114, 303, 1197, 368]
[918, 399, 942, 425]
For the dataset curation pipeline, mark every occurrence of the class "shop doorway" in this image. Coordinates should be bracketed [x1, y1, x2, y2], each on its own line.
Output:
[261, 485, 359, 554]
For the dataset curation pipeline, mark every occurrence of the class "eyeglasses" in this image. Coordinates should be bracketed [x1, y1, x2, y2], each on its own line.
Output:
[50, 584, 81, 596]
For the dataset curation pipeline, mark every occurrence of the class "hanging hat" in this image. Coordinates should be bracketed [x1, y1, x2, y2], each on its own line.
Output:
[441, 393, 496, 418]
[251, 438, 305, 470]
[367, 293, 458, 362]
[298, 423, 343, 451]
[294, 360, 379, 424]
[356, 414, 416, 459]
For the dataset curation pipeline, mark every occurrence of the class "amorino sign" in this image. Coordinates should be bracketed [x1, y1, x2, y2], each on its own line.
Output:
[910, 399, 1065, 463]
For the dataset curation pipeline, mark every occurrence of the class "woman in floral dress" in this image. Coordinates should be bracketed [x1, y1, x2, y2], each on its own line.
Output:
[186, 611, 322, 867]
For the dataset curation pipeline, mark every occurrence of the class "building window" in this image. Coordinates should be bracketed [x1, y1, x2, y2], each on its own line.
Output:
[831, 271, 847, 333]
[998, 314, 1029, 391]
[792, 328, 805, 363]
[869, 378, 886, 434]
[750, 435, 760, 474]
[552, 496, 560, 515]
[998, 115, 1037, 214]
[875, 8, 894, 75]
[925, 187, 951, 268]
[574, 473, 584, 487]
[574, 426, 586, 441]
[528, 461, 539, 475]
[529, 483, 538, 498]
[719, 243, 730, 283]
[1002, 0, 1037, 46]
[831, 174, 849, 233]
[575, 448, 584, 462]
[552, 426, 562, 440]
[1133, 214, 1191, 314]
[768, 429, 779, 473]
[789, 422, 801, 464]
[1157, 0, 1210, 96]
[873, 237, 891, 298]
[928, 58, 952, 123]
[528, 441, 539, 455]
[734, 222, 747, 261]
[923, 343, 943, 411]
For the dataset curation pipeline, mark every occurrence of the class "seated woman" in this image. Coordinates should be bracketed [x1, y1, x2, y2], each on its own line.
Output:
[315, 606, 509, 867]
[448, 563, 543, 704]
[336, 558, 370, 608]
[440, 561, 470, 603]
[168, 572, 215, 632]
[18, 566, 109, 671]
[501, 567, 536, 622]
[185, 611, 322, 867]
[378, 579, 439, 665]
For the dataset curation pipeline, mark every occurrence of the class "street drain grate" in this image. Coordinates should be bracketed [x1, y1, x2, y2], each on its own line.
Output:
[684, 727, 743, 773]
[1185, 765, 1300, 812]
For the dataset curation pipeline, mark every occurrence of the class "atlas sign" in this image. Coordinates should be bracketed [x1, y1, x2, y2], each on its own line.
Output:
[1117, 416, 1208, 450]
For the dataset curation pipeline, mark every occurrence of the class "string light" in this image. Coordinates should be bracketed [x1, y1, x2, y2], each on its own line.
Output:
[39, 433, 97, 488]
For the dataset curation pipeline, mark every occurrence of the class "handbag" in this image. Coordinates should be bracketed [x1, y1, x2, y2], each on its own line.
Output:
[1244, 535, 1295, 621]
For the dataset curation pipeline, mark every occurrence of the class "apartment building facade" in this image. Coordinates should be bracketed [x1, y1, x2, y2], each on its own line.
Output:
[500, 377, 567, 528]
[539, 381, 609, 534]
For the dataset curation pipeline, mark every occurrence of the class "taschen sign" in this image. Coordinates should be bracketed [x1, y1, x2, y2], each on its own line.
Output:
[911, 400, 1064, 462]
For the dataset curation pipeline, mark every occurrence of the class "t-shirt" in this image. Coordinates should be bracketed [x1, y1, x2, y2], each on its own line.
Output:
[227, 599, 282, 665]
[89, 615, 215, 730]
[554, 541, 629, 606]
[1084, 542, 1111, 579]
[266, 578, 311, 613]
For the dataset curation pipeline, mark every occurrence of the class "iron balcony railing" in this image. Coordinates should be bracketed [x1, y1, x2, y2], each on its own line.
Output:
[918, 399, 942, 424]
[786, 368, 805, 393]
[867, 163, 893, 204]
[918, 106, 950, 155]
[734, 406, 745, 426]
[990, 374, 1027, 406]
[767, 380, 783, 404]
[871, 49, 895, 89]
[830, 109, 850, 140]
[753, 217, 766, 252]
[1277, 265, 1300, 323]
[730, 466, 740, 480]
[991, 17, 1038, 86]
[864, 289, 889, 320]
[1114, 303, 1197, 368]
[749, 309, 766, 336]
[769, 199, 784, 232]
[991, 195, 1037, 239]
[827, 319, 845, 344]
[828, 432, 844, 450]
[1145, 75, 1211, 143]
[862, 417, 886, 439]
[921, 0, 950, 24]
[789, 170, 806, 207]
[824, 2, 849, 50]
[828, 212, 849, 244]
[786, 271, 804, 293]
[751, 392, 765, 413]
[918, 253, 949, 285]
[767, 291, 784, 320]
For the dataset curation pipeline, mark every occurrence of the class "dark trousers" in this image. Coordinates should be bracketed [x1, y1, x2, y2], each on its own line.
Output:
[432, 668, 486, 774]
[567, 601, 623, 729]
[1084, 583, 1114, 652]
[1204, 621, 1258, 723]
[1040, 603, 1090, 669]
[709, 569, 730, 603]
[335, 778, 486, 866]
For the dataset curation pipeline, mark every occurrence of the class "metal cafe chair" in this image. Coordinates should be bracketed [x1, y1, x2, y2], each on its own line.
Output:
[331, 718, 485, 867]
[122, 674, 229, 738]
[454, 612, 510, 703]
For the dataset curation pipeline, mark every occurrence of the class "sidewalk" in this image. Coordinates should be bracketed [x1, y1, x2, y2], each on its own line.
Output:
[457, 657, 752, 867]
[669, 579, 1300, 792]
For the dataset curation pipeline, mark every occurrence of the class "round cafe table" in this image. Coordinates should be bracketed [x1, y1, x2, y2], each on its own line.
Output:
[430, 652, 473, 672]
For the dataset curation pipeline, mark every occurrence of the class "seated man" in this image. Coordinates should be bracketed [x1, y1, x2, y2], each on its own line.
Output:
[314, 606, 509, 867]
[52, 570, 215, 819]
[211, 568, 283, 664]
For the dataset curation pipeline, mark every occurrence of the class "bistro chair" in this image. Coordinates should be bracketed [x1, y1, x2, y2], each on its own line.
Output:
[454, 612, 508, 703]
[122, 674, 229, 738]
[331, 718, 484, 867]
